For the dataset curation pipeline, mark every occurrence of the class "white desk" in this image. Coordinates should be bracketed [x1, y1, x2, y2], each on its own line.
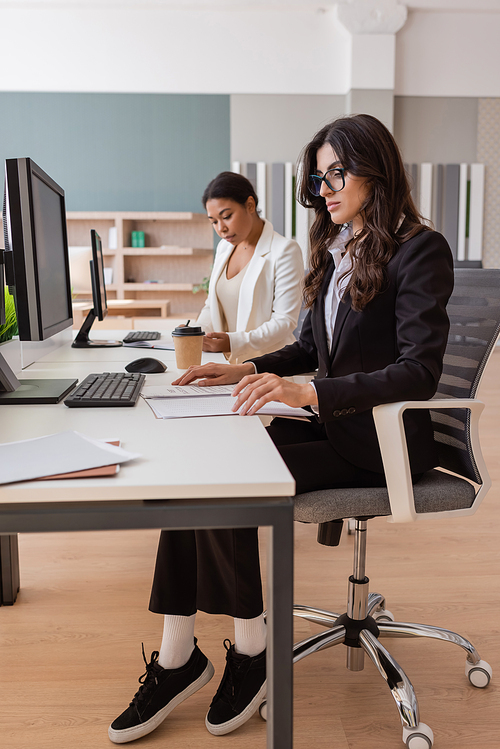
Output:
[0, 336, 295, 748]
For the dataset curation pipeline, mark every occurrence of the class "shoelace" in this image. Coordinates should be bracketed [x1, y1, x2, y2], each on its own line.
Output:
[213, 639, 244, 706]
[130, 644, 162, 708]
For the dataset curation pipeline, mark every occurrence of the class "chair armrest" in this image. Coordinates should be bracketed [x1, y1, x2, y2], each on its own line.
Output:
[372, 398, 486, 523]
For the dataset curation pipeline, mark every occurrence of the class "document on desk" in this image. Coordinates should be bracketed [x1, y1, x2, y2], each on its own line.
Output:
[123, 341, 175, 351]
[142, 384, 235, 398]
[0, 431, 141, 485]
[144, 395, 310, 420]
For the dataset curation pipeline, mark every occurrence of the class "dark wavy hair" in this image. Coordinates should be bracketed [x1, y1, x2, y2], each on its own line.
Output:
[298, 114, 427, 311]
[202, 171, 259, 211]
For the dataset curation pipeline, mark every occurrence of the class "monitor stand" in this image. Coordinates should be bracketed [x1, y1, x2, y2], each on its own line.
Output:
[72, 308, 122, 349]
[0, 351, 77, 404]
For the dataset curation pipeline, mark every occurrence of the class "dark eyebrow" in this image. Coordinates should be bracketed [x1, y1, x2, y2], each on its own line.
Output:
[316, 161, 343, 176]
[207, 207, 233, 220]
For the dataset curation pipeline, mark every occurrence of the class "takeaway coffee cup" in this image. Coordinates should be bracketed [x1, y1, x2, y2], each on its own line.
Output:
[172, 323, 205, 369]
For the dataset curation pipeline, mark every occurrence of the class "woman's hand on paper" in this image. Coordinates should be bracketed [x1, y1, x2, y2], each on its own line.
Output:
[203, 332, 231, 353]
[232, 373, 318, 416]
[172, 362, 255, 387]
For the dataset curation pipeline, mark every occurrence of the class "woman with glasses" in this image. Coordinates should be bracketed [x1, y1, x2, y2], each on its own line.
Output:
[109, 114, 454, 744]
[196, 171, 304, 363]
[177, 114, 454, 493]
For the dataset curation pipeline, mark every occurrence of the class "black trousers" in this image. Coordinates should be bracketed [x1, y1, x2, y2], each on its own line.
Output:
[149, 417, 387, 618]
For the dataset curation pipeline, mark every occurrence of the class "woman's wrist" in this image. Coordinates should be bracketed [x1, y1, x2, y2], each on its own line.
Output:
[304, 382, 318, 406]
[239, 363, 256, 378]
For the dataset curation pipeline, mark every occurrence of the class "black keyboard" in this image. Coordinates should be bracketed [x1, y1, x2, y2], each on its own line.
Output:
[122, 331, 161, 342]
[64, 372, 145, 408]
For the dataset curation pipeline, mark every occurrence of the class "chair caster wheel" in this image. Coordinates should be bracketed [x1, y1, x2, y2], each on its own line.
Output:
[466, 659, 492, 688]
[374, 608, 395, 622]
[259, 700, 267, 721]
[403, 722, 434, 749]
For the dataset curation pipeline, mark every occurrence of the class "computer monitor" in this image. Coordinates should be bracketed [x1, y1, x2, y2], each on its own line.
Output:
[1, 191, 8, 327]
[0, 158, 77, 404]
[3, 158, 73, 340]
[0, 248, 5, 327]
[72, 229, 122, 348]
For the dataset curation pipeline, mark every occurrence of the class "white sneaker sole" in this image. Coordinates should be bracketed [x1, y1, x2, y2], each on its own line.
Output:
[108, 660, 215, 744]
[205, 679, 267, 736]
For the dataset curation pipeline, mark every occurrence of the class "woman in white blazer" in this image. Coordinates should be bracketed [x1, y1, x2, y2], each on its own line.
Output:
[196, 172, 304, 364]
[108, 173, 304, 746]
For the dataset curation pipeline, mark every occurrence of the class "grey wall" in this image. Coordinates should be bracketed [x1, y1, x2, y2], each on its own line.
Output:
[394, 96, 478, 164]
[0, 93, 230, 212]
[346, 89, 394, 133]
[230, 94, 346, 165]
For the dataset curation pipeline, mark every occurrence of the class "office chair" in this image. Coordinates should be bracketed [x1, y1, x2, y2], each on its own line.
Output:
[264, 268, 499, 748]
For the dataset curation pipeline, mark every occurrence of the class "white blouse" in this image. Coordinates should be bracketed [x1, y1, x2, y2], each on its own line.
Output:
[215, 260, 249, 361]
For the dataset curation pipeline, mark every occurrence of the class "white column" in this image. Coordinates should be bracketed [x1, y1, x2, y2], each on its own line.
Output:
[284, 162, 294, 240]
[336, 0, 408, 133]
[469, 163, 485, 263]
[256, 162, 267, 219]
[419, 163, 433, 226]
[457, 163, 468, 261]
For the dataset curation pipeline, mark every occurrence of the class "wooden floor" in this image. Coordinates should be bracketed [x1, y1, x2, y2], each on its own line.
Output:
[2, 352, 500, 749]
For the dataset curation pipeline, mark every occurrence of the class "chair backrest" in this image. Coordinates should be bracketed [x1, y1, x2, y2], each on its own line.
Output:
[431, 268, 500, 482]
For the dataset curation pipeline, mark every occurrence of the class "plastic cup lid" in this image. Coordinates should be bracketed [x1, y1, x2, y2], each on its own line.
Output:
[172, 325, 205, 336]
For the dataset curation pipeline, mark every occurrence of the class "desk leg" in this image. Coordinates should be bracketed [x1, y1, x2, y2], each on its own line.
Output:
[0, 533, 20, 605]
[266, 508, 294, 748]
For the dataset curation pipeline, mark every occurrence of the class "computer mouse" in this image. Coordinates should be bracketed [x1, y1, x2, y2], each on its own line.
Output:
[125, 357, 168, 374]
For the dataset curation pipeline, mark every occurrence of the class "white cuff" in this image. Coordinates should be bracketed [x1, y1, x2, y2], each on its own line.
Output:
[308, 381, 319, 415]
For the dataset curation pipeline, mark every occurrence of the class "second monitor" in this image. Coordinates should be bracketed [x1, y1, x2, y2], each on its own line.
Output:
[72, 230, 122, 349]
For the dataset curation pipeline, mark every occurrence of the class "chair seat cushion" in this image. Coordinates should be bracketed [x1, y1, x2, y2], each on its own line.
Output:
[293, 469, 476, 523]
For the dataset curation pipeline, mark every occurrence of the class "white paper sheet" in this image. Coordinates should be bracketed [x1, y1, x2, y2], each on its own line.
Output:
[142, 384, 235, 398]
[0, 431, 141, 485]
[123, 341, 174, 351]
[144, 396, 309, 420]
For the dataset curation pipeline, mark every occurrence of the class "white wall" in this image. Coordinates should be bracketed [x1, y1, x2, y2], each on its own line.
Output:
[0, 6, 350, 94]
[3, 4, 500, 99]
[395, 10, 500, 97]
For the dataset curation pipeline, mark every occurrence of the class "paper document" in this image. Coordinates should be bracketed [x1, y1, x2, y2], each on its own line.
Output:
[124, 341, 175, 351]
[0, 431, 141, 485]
[142, 384, 235, 398]
[144, 395, 309, 420]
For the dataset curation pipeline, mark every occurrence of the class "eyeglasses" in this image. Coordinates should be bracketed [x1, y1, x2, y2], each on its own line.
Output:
[308, 168, 346, 196]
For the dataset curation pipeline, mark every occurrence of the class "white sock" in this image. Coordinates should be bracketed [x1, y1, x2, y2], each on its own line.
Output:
[158, 613, 196, 670]
[234, 614, 267, 656]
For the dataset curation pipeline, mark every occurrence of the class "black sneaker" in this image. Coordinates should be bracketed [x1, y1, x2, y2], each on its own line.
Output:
[205, 639, 266, 736]
[108, 640, 214, 744]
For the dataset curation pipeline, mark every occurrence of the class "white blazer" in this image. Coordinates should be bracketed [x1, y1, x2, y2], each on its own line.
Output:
[197, 219, 304, 363]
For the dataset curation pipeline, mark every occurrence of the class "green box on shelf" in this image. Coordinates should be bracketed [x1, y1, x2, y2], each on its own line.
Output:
[131, 231, 145, 248]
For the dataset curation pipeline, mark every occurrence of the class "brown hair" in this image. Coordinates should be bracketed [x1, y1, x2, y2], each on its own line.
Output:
[298, 114, 427, 311]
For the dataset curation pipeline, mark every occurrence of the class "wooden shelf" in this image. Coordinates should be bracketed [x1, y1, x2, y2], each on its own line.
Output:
[124, 283, 194, 292]
[123, 246, 212, 256]
[66, 211, 212, 315]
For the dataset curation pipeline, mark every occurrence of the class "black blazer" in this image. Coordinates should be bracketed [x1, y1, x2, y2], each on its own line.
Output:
[251, 230, 454, 475]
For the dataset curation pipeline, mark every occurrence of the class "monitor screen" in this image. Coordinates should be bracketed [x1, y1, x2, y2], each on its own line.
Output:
[3, 158, 73, 341]
[0, 251, 5, 327]
[91, 229, 108, 321]
[71, 229, 120, 348]
[1, 191, 7, 326]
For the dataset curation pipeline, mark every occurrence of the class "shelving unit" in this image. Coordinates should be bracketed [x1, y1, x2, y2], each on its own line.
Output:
[66, 211, 213, 316]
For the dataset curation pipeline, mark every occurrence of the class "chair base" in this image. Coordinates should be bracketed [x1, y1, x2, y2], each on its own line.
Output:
[292, 594, 491, 748]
